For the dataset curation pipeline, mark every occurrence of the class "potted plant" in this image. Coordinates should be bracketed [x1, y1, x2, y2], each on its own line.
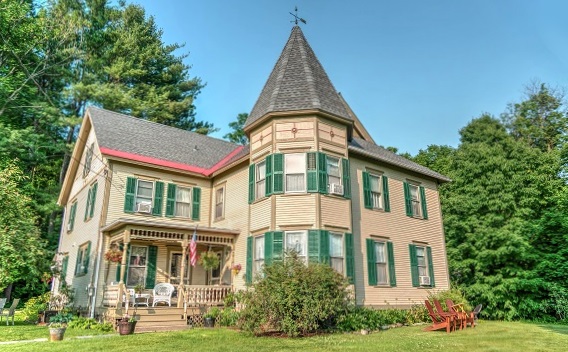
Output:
[198, 251, 220, 285]
[133, 283, 144, 294]
[203, 307, 221, 328]
[48, 312, 74, 341]
[117, 314, 137, 335]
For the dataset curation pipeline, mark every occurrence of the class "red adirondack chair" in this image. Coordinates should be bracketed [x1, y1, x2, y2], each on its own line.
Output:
[424, 300, 453, 333]
[446, 299, 475, 328]
[434, 299, 462, 330]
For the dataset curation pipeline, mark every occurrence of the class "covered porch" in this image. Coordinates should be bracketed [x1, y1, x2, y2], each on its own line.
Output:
[99, 219, 238, 315]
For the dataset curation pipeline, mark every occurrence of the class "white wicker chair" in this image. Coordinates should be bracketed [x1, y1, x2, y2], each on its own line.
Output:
[152, 283, 175, 307]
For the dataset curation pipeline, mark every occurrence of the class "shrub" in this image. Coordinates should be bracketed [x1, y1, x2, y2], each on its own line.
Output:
[427, 288, 472, 312]
[204, 306, 221, 320]
[68, 317, 113, 332]
[21, 292, 51, 323]
[336, 305, 429, 332]
[219, 307, 240, 327]
[238, 254, 351, 336]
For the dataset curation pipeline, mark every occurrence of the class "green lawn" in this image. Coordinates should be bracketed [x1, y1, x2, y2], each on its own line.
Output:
[1, 317, 567, 352]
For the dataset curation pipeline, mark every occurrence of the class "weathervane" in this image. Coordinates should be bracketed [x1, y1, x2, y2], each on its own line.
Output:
[289, 6, 307, 25]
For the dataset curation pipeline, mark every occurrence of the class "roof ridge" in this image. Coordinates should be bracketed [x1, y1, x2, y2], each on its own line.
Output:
[87, 106, 239, 149]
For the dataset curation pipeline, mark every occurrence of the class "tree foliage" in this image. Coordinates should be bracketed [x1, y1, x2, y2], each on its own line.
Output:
[413, 83, 568, 321]
[224, 112, 249, 145]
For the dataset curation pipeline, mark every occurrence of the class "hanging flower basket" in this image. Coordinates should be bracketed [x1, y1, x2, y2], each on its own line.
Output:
[104, 249, 122, 263]
[231, 263, 241, 276]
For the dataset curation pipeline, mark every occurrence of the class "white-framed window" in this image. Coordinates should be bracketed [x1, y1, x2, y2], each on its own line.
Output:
[329, 232, 344, 274]
[74, 242, 90, 276]
[254, 236, 265, 275]
[135, 180, 154, 209]
[369, 174, 382, 209]
[83, 143, 94, 178]
[169, 252, 189, 285]
[285, 153, 306, 193]
[215, 187, 224, 220]
[127, 246, 148, 286]
[326, 156, 341, 188]
[408, 183, 422, 217]
[416, 246, 428, 277]
[174, 186, 191, 218]
[285, 231, 307, 262]
[375, 241, 388, 285]
[256, 160, 266, 199]
[85, 182, 98, 221]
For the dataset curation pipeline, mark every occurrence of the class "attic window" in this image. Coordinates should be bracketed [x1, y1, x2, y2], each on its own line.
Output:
[83, 143, 94, 178]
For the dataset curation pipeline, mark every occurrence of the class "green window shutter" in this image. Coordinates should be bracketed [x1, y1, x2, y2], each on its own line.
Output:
[69, 203, 77, 231]
[246, 237, 253, 284]
[84, 187, 91, 221]
[427, 246, 435, 287]
[83, 241, 91, 274]
[403, 182, 413, 217]
[145, 246, 158, 288]
[265, 154, 273, 196]
[345, 233, 355, 284]
[165, 183, 177, 217]
[342, 158, 351, 199]
[248, 164, 255, 203]
[366, 239, 377, 286]
[273, 153, 284, 194]
[307, 152, 318, 192]
[273, 231, 283, 263]
[124, 177, 137, 213]
[362, 172, 372, 209]
[191, 187, 201, 221]
[382, 176, 391, 212]
[152, 181, 164, 216]
[317, 153, 328, 194]
[387, 241, 396, 287]
[319, 230, 330, 264]
[420, 186, 428, 219]
[116, 244, 124, 282]
[61, 256, 69, 281]
[89, 183, 98, 219]
[409, 244, 419, 287]
[308, 230, 320, 263]
[264, 232, 274, 266]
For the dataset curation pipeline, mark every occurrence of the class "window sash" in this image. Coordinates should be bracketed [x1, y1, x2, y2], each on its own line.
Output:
[83, 144, 94, 177]
[375, 242, 388, 284]
[409, 184, 422, 217]
[215, 187, 224, 219]
[127, 246, 148, 286]
[416, 246, 428, 277]
[285, 231, 307, 260]
[254, 236, 265, 274]
[136, 180, 153, 207]
[75, 247, 85, 275]
[330, 233, 344, 274]
[285, 154, 306, 193]
[369, 174, 382, 209]
[174, 186, 191, 218]
[376, 263, 388, 284]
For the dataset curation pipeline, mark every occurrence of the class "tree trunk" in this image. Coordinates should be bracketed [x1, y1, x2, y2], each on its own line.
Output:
[3, 283, 13, 302]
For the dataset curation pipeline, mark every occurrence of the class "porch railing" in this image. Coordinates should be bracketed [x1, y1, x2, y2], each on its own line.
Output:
[182, 285, 232, 306]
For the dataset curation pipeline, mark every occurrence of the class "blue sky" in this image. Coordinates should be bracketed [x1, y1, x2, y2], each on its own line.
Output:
[134, 0, 568, 154]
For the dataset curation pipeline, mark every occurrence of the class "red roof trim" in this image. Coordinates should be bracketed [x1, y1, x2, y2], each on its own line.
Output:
[99, 145, 246, 177]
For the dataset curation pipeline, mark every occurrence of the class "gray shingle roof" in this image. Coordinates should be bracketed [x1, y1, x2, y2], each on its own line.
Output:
[245, 26, 351, 128]
[349, 137, 451, 182]
[88, 107, 240, 171]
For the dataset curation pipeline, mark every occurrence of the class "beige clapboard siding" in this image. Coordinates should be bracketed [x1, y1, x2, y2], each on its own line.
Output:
[105, 162, 211, 228]
[59, 166, 107, 308]
[276, 139, 316, 151]
[275, 121, 314, 140]
[211, 164, 250, 290]
[275, 194, 316, 227]
[317, 121, 347, 146]
[70, 128, 106, 199]
[319, 141, 347, 157]
[250, 125, 273, 153]
[320, 196, 351, 230]
[349, 157, 449, 306]
[251, 144, 272, 162]
[250, 197, 271, 233]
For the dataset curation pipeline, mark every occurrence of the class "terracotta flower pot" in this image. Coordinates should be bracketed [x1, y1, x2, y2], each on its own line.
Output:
[118, 321, 137, 335]
[49, 327, 66, 341]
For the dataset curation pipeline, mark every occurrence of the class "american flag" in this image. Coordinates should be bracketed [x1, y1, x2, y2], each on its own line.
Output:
[189, 228, 197, 266]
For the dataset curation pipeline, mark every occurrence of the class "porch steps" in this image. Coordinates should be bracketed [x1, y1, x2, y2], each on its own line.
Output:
[130, 307, 189, 333]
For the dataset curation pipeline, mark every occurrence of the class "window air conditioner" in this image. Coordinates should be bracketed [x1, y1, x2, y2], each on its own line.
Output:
[329, 183, 344, 195]
[419, 276, 431, 286]
[136, 202, 152, 213]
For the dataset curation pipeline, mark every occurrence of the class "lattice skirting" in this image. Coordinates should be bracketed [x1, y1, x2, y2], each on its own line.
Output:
[187, 313, 221, 327]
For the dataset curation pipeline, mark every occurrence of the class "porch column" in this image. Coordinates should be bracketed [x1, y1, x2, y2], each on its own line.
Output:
[117, 229, 130, 308]
[178, 233, 188, 308]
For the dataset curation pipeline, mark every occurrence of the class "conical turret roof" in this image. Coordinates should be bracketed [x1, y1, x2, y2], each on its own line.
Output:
[245, 26, 351, 128]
